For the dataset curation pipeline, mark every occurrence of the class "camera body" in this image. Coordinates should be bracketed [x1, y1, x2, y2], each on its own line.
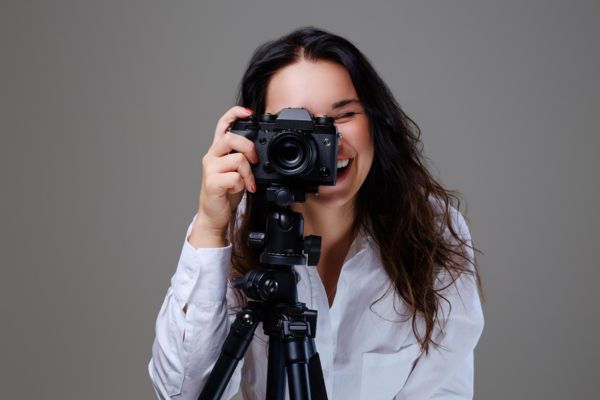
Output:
[230, 108, 339, 191]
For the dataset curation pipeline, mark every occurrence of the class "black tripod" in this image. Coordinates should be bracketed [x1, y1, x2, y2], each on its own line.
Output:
[198, 185, 329, 400]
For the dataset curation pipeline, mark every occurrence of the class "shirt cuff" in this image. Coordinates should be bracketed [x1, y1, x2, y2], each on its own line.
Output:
[170, 216, 233, 305]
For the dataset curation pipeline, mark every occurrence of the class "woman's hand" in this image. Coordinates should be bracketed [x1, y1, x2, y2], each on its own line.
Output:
[188, 106, 258, 248]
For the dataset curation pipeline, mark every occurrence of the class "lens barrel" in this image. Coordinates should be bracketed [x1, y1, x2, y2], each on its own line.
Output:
[269, 132, 316, 176]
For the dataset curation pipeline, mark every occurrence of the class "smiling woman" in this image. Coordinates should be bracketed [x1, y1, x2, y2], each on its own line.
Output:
[148, 27, 484, 400]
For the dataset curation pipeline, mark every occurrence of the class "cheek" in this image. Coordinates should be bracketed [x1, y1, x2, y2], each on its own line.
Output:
[359, 125, 375, 172]
[339, 120, 372, 148]
[353, 122, 374, 159]
[363, 141, 375, 175]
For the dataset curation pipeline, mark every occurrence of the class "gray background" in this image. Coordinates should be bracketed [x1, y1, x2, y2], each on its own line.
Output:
[2, 0, 598, 399]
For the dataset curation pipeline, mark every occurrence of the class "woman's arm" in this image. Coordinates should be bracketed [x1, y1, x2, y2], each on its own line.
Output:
[149, 105, 257, 399]
[148, 217, 243, 400]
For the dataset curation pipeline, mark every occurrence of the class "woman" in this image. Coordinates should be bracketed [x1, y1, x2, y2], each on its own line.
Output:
[149, 27, 484, 400]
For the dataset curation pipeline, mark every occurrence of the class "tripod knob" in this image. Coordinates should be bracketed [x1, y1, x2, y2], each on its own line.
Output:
[264, 186, 294, 207]
[304, 235, 322, 266]
[248, 231, 265, 249]
[263, 279, 279, 296]
[241, 312, 256, 327]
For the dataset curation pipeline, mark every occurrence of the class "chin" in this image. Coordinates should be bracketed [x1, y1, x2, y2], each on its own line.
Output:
[308, 188, 357, 209]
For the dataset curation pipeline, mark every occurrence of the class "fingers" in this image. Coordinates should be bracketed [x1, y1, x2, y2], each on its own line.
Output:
[212, 106, 253, 145]
[201, 106, 258, 200]
[204, 153, 256, 193]
[204, 172, 246, 196]
[195, 107, 256, 234]
[209, 131, 259, 164]
[209, 105, 259, 164]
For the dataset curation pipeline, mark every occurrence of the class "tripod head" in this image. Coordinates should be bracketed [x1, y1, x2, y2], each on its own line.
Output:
[248, 185, 321, 268]
[233, 185, 321, 302]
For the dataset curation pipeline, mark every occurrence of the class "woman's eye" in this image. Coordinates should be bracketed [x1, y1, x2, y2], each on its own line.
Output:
[334, 112, 356, 121]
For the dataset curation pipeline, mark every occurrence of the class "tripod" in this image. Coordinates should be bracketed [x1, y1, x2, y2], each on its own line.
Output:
[198, 185, 329, 400]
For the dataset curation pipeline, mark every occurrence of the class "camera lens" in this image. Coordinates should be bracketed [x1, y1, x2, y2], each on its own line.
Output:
[269, 132, 316, 176]
[279, 141, 303, 165]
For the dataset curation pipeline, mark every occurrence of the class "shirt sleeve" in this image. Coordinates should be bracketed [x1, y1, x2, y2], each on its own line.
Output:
[148, 216, 243, 400]
[395, 207, 485, 400]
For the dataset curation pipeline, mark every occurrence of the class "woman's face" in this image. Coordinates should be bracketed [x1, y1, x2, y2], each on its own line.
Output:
[264, 59, 374, 209]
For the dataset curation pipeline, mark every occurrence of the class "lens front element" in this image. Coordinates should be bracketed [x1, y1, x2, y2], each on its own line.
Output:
[269, 132, 316, 176]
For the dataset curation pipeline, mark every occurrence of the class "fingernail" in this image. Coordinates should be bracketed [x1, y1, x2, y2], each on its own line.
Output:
[251, 184, 256, 193]
[244, 107, 253, 114]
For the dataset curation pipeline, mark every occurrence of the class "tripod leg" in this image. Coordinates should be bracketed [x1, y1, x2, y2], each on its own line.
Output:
[199, 309, 258, 400]
[307, 338, 328, 400]
[266, 338, 286, 400]
[284, 337, 311, 400]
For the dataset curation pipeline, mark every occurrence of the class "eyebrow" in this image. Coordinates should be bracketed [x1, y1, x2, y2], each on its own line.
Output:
[331, 98, 361, 110]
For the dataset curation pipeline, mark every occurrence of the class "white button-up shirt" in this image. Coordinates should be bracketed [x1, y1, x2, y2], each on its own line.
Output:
[149, 207, 484, 399]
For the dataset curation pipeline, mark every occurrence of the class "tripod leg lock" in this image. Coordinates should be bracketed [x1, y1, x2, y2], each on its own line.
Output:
[282, 320, 311, 338]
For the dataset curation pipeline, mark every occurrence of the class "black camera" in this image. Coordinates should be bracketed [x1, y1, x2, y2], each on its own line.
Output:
[231, 108, 339, 191]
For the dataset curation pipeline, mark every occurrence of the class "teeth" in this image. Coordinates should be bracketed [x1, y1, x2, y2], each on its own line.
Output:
[336, 159, 350, 169]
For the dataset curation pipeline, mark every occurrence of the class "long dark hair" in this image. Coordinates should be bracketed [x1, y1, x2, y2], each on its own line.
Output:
[228, 27, 482, 354]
